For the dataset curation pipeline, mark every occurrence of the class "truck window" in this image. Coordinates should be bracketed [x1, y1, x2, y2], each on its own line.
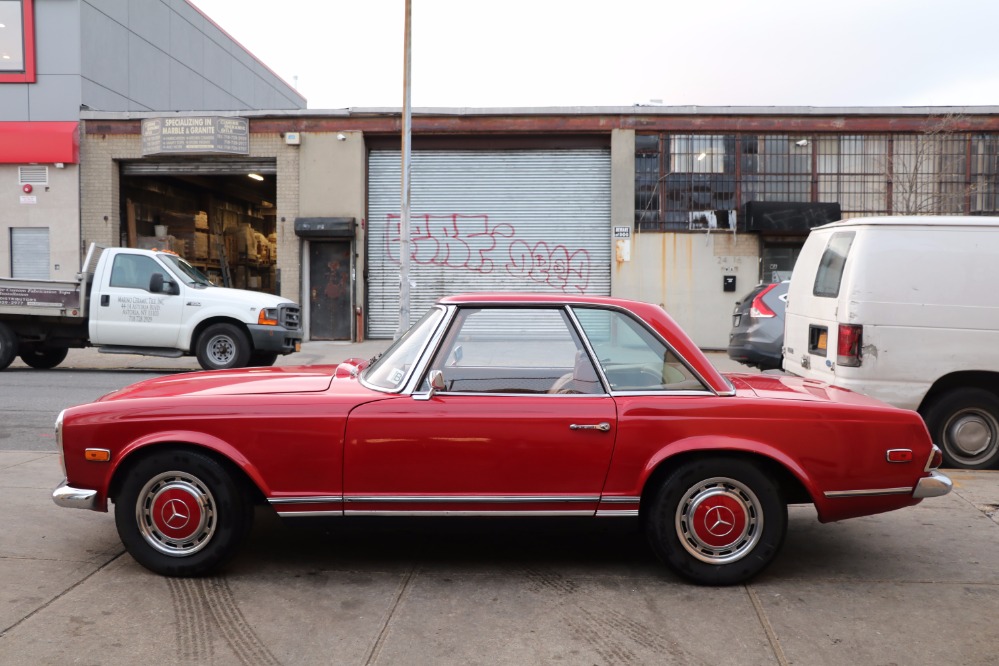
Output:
[813, 232, 855, 298]
[109, 255, 162, 291]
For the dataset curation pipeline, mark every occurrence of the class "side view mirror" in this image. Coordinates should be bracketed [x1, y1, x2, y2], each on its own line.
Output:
[149, 273, 179, 295]
[414, 370, 446, 401]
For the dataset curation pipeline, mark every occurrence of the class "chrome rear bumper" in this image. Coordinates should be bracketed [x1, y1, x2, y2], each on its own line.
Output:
[913, 471, 953, 499]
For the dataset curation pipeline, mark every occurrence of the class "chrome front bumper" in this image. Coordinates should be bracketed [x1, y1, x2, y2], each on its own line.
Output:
[913, 471, 953, 499]
[52, 480, 98, 510]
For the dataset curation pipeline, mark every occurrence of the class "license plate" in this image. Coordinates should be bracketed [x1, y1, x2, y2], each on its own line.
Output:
[816, 331, 827, 351]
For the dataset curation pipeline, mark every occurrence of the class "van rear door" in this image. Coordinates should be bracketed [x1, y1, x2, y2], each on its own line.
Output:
[783, 228, 856, 381]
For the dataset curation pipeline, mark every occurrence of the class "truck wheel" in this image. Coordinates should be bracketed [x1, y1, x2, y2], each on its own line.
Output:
[196, 323, 250, 370]
[19, 346, 69, 370]
[0, 323, 18, 370]
[645, 457, 786, 585]
[248, 351, 278, 367]
[114, 449, 253, 576]
[923, 388, 999, 470]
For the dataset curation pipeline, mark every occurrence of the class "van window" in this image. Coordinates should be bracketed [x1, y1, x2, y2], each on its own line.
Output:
[813, 232, 855, 298]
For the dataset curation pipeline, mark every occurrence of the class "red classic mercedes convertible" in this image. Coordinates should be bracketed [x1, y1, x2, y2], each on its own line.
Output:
[53, 294, 951, 585]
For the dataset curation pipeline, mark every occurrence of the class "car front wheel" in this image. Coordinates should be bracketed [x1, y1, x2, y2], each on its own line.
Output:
[646, 457, 786, 585]
[114, 449, 252, 576]
[196, 323, 250, 370]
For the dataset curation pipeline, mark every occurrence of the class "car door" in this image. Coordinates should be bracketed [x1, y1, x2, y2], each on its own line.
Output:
[343, 306, 617, 515]
[90, 252, 184, 348]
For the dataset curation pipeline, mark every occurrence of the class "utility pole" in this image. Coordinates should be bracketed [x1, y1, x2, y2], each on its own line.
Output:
[396, 0, 413, 338]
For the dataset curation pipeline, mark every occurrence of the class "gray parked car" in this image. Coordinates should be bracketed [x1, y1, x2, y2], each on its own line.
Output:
[727, 280, 789, 371]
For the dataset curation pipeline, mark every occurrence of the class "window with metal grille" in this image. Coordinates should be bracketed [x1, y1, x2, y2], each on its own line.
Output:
[635, 130, 996, 230]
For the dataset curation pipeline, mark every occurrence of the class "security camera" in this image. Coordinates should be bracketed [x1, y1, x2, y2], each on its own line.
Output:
[795, 139, 809, 147]
[336, 133, 347, 141]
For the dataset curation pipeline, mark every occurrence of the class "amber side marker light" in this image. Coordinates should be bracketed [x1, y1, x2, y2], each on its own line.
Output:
[84, 449, 111, 462]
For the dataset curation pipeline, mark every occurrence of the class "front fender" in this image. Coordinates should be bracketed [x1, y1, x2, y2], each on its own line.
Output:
[107, 429, 271, 501]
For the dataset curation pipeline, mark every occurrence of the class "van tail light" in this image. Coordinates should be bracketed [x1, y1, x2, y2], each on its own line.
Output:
[837, 324, 863, 367]
[749, 283, 779, 318]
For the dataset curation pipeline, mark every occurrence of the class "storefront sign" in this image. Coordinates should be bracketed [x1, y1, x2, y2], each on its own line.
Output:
[141, 117, 250, 156]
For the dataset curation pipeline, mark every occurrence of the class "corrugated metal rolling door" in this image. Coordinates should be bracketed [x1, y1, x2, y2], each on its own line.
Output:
[11, 227, 50, 279]
[367, 149, 611, 338]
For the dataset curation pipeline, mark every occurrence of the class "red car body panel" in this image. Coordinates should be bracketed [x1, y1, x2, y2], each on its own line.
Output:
[56, 294, 944, 531]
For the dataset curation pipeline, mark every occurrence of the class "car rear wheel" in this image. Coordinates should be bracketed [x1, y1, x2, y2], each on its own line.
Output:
[923, 388, 999, 470]
[646, 457, 786, 585]
[196, 323, 250, 370]
[0, 323, 18, 370]
[19, 345, 69, 369]
[114, 449, 252, 576]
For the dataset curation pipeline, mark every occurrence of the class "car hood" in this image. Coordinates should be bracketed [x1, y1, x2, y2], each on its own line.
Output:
[98, 363, 369, 401]
[726, 372, 894, 408]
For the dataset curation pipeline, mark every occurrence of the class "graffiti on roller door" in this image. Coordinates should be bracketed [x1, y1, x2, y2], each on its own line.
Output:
[385, 213, 591, 293]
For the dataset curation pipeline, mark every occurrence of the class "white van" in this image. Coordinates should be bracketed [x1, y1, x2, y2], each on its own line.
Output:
[783, 216, 999, 469]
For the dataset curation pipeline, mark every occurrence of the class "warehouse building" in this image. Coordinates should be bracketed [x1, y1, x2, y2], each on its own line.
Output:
[77, 107, 999, 347]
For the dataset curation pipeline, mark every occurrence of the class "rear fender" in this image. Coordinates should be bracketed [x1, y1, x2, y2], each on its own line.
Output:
[640, 435, 821, 504]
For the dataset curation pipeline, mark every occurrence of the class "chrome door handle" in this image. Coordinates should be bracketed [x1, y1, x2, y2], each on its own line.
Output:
[570, 423, 611, 432]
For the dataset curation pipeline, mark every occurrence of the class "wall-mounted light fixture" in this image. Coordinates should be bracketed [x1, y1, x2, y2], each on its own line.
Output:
[697, 152, 707, 161]
[247, 173, 264, 181]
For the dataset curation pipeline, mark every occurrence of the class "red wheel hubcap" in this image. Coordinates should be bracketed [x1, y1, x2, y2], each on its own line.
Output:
[150, 485, 203, 541]
[689, 490, 748, 549]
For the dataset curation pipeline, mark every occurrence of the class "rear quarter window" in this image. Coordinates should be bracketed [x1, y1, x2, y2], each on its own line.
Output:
[813, 231, 855, 298]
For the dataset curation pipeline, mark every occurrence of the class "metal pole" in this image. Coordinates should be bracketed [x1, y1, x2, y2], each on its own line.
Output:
[396, 0, 413, 338]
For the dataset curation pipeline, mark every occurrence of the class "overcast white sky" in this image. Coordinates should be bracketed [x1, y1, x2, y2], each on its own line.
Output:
[190, 0, 999, 110]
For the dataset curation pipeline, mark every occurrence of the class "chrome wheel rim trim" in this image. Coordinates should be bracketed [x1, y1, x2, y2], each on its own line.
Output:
[207, 334, 236, 366]
[944, 408, 998, 463]
[675, 476, 763, 565]
[136, 471, 216, 557]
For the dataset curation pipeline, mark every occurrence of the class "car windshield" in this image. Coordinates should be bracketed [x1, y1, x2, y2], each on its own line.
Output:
[362, 306, 446, 391]
[159, 253, 213, 287]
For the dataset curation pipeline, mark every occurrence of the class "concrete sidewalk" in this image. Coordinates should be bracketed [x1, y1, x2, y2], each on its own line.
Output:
[1, 449, 997, 664]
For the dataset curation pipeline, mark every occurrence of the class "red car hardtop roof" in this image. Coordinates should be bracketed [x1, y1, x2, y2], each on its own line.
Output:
[436, 293, 729, 393]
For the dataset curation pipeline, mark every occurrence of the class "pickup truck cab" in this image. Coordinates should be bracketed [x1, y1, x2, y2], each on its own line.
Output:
[0, 244, 302, 371]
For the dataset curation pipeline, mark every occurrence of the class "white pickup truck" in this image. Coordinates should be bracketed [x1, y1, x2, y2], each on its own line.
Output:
[0, 244, 302, 371]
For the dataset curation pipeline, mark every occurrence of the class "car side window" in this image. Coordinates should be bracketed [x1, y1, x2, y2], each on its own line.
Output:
[571, 307, 705, 392]
[428, 307, 603, 395]
[109, 255, 162, 291]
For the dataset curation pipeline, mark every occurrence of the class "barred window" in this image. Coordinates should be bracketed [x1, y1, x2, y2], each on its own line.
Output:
[635, 128, 991, 231]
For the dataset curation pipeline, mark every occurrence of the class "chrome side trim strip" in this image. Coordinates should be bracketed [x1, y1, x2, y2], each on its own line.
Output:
[269, 496, 343, 505]
[598, 496, 641, 504]
[345, 494, 600, 504]
[823, 487, 911, 498]
[595, 509, 640, 517]
[344, 510, 595, 517]
[277, 510, 344, 518]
